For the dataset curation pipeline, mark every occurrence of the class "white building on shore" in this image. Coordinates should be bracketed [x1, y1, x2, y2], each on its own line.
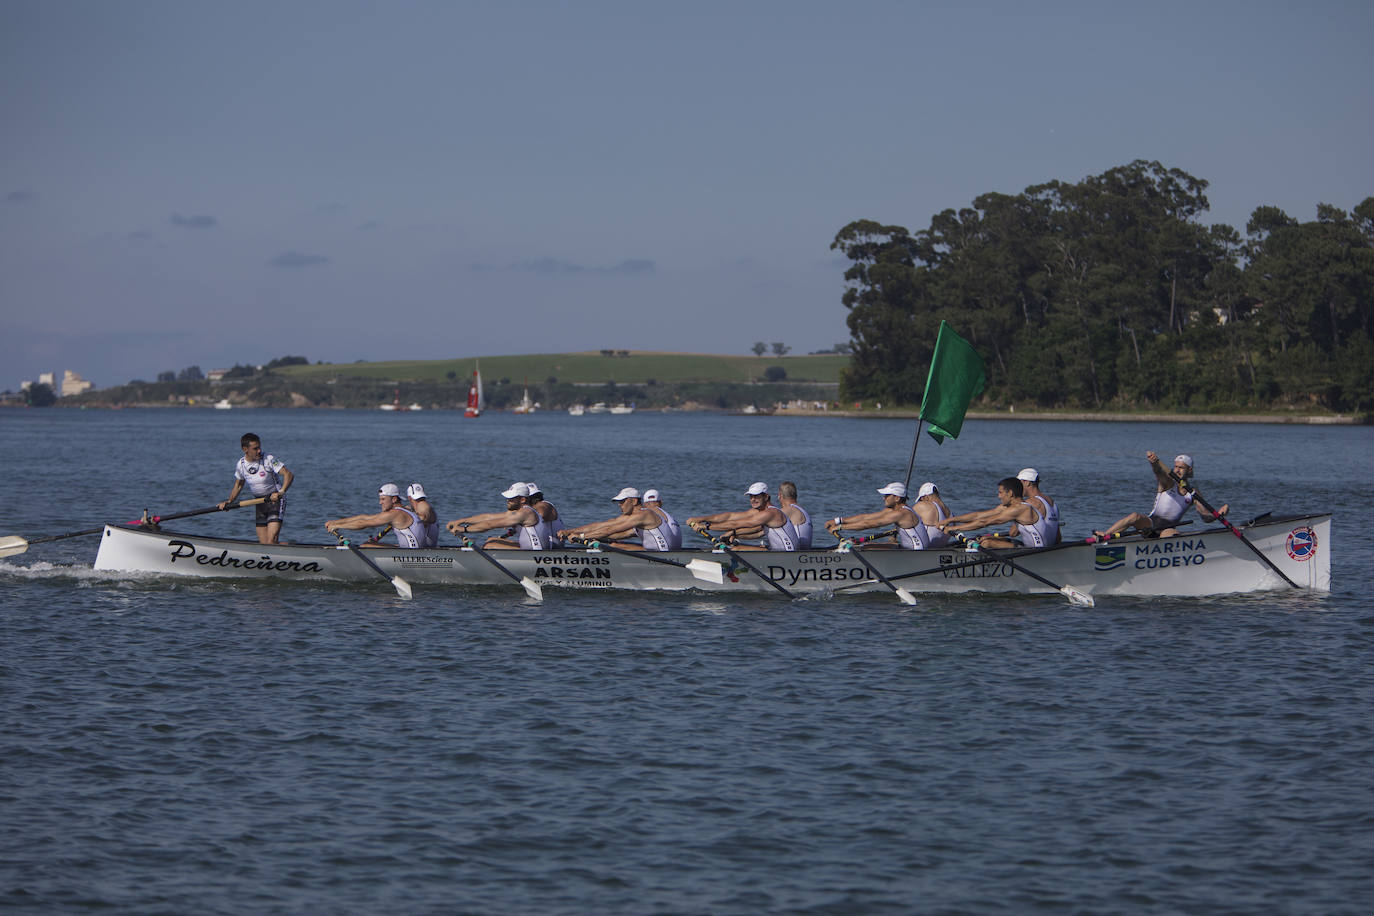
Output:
[61, 370, 94, 396]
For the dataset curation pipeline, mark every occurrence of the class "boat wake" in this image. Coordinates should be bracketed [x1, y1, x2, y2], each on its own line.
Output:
[0, 559, 163, 584]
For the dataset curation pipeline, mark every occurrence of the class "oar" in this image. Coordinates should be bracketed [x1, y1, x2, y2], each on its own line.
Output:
[952, 534, 1094, 607]
[457, 529, 543, 600]
[365, 524, 394, 545]
[1085, 520, 1192, 543]
[1173, 478, 1299, 589]
[835, 538, 916, 605]
[0, 497, 267, 559]
[847, 528, 899, 545]
[332, 530, 413, 599]
[831, 549, 1008, 594]
[567, 535, 724, 584]
[690, 523, 796, 599]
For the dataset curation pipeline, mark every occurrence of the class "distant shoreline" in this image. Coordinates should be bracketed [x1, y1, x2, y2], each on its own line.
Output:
[8, 403, 1367, 424]
[773, 409, 1366, 425]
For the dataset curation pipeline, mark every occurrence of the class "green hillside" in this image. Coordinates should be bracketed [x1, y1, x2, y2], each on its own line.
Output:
[277, 351, 849, 384]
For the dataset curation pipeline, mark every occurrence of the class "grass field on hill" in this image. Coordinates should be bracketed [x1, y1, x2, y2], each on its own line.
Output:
[277, 351, 849, 384]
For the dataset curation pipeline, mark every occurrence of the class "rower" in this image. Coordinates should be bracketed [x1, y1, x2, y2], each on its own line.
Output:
[686, 482, 799, 551]
[1016, 468, 1061, 544]
[776, 481, 813, 548]
[938, 477, 1050, 549]
[1093, 452, 1229, 541]
[446, 482, 549, 549]
[406, 483, 441, 547]
[642, 489, 683, 549]
[326, 483, 427, 548]
[558, 487, 677, 551]
[825, 481, 951, 549]
[523, 481, 564, 547]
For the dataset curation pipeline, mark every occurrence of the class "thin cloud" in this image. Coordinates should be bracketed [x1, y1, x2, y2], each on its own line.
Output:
[269, 251, 330, 268]
[171, 213, 217, 229]
[508, 257, 655, 276]
[6, 190, 36, 204]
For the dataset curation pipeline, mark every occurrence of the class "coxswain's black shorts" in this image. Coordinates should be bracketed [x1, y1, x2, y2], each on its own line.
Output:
[254, 495, 285, 527]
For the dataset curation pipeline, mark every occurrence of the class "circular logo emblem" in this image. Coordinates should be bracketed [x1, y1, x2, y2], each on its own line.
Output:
[1286, 526, 1317, 561]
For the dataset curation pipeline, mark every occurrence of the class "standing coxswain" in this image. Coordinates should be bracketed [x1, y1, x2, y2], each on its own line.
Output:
[218, 432, 293, 545]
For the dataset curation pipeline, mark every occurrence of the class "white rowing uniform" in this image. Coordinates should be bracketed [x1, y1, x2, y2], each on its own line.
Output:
[1017, 502, 1051, 548]
[640, 506, 679, 551]
[655, 507, 683, 549]
[235, 454, 287, 497]
[535, 500, 563, 546]
[516, 519, 551, 550]
[1150, 487, 1194, 526]
[1029, 495, 1060, 543]
[414, 503, 440, 548]
[393, 507, 426, 549]
[897, 503, 949, 550]
[788, 504, 814, 549]
[764, 517, 799, 552]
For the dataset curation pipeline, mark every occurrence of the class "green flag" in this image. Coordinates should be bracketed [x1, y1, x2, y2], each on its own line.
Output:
[919, 321, 985, 443]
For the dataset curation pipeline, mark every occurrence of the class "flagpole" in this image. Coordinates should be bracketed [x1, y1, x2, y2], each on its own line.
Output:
[903, 419, 925, 493]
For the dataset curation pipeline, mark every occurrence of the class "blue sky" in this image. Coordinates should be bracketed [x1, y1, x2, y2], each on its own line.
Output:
[3, 0, 1370, 388]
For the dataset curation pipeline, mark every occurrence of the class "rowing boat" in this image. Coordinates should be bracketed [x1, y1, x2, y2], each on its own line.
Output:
[90, 513, 1331, 598]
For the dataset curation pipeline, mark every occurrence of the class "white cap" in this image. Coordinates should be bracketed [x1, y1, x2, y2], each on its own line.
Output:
[918, 482, 938, 498]
[379, 483, 401, 498]
[524, 481, 541, 496]
[612, 487, 640, 501]
[643, 488, 660, 502]
[1174, 454, 1193, 468]
[745, 481, 769, 496]
[406, 483, 426, 500]
[1016, 468, 1039, 483]
[876, 482, 907, 498]
[501, 482, 531, 499]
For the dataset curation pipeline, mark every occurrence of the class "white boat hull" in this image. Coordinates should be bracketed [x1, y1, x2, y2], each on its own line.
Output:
[92, 514, 1331, 598]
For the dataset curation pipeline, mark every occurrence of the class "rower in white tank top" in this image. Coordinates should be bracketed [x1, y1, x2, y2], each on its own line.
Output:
[640, 506, 677, 551]
[393, 506, 427, 549]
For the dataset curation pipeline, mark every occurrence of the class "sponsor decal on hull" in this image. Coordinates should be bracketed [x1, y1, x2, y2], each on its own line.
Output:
[391, 554, 456, 566]
[1132, 537, 1207, 570]
[768, 564, 878, 587]
[1286, 526, 1317, 561]
[531, 553, 614, 587]
[1095, 546, 1126, 571]
[167, 539, 322, 573]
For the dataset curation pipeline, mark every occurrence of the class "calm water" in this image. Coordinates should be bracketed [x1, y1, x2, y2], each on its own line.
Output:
[2, 409, 1372, 914]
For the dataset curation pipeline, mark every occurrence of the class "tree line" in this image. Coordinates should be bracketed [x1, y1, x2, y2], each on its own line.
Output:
[831, 160, 1374, 413]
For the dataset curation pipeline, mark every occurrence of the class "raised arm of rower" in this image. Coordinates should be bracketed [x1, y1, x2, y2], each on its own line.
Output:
[1146, 451, 1176, 492]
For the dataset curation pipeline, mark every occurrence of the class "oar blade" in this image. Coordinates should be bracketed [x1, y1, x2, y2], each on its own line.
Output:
[895, 587, 917, 606]
[0, 535, 30, 558]
[391, 575, 413, 600]
[519, 577, 544, 601]
[1061, 585, 1094, 608]
[686, 559, 725, 584]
